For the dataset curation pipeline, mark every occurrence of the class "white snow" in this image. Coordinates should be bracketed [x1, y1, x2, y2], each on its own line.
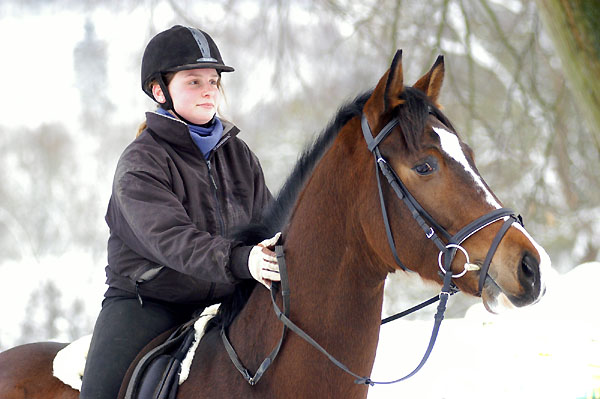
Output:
[0, 251, 105, 347]
[368, 262, 600, 398]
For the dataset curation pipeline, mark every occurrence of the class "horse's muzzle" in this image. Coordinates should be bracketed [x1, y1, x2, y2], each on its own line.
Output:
[483, 251, 544, 312]
[509, 252, 543, 307]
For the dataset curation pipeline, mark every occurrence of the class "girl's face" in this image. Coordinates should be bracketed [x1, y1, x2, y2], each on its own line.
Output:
[153, 68, 221, 125]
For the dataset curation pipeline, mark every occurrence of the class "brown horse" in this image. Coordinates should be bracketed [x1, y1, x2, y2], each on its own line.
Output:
[0, 52, 549, 399]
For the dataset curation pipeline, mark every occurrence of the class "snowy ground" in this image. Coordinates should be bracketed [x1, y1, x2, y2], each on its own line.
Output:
[369, 262, 600, 399]
[0, 251, 106, 347]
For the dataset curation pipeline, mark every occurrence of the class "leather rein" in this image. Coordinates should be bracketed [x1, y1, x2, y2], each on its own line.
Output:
[221, 112, 522, 386]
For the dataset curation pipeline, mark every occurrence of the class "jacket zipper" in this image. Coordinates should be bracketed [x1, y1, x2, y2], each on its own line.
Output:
[206, 159, 226, 236]
[206, 158, 224, 299]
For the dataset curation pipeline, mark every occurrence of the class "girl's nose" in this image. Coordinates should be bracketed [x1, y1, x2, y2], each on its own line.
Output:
[201, 87, 211, 96]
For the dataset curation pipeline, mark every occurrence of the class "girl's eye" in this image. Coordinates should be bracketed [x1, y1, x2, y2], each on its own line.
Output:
[413, 159, 437, 175]
[210, 79, 218, 86]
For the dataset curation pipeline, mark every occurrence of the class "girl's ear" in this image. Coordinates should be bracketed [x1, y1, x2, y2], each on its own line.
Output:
[151, 83, 167, 104]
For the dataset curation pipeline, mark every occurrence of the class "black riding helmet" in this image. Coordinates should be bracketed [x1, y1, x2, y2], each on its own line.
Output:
[141, 25, 234, 112]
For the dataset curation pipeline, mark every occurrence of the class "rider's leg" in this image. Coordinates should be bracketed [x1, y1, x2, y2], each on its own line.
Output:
[79, 295, 196, 399]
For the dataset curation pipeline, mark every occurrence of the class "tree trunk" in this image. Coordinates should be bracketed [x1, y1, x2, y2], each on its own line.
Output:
[535, 0, 600, 140]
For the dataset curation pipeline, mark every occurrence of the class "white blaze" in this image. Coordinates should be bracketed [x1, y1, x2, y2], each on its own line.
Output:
[432, 126, 501, 209]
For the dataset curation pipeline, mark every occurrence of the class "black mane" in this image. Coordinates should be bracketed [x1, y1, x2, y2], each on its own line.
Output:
[207, 86, 451, 331]
[230, 90, 373, 246]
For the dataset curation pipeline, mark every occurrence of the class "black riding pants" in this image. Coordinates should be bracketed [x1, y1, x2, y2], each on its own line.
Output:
[79, 295, 199, 399]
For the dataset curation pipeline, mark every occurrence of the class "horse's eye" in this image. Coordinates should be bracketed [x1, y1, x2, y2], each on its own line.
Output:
[413, 160, 437, 175]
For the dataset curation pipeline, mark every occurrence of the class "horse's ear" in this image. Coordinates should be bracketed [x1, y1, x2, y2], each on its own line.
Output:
[364, 50, 404, 125]
[384, 50, 404, 110]
[412, 55, 445, 105]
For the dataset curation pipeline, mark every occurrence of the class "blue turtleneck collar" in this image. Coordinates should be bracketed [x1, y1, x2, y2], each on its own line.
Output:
[155, 108, 223, 159]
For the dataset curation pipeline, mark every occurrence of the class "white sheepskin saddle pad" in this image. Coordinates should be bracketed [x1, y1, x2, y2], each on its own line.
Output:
[53, 304, 220, 390]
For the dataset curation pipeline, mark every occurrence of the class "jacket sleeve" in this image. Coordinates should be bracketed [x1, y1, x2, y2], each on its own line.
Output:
[249, 150, 273, 220]
[106, 148, 251, 284]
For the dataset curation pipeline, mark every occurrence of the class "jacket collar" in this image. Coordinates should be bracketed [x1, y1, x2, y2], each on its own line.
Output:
[145, 111, 240, 154]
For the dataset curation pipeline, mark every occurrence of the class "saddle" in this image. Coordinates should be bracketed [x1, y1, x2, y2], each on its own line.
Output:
[53, 305, 219, 399]
[122, 303, 219, 399]
[123, 318, 198, 399]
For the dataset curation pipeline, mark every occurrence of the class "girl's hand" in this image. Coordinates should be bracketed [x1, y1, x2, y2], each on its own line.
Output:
[248, 232, 281, 288]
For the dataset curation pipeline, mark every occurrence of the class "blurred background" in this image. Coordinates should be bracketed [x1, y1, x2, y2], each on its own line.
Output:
[0, 0, 598, 381]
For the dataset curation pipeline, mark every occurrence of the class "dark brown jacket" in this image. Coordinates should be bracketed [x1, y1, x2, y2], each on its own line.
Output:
[104, 112, 271, 304]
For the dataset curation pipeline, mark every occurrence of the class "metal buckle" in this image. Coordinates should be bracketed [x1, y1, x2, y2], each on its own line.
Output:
[439, 290, 452, 298]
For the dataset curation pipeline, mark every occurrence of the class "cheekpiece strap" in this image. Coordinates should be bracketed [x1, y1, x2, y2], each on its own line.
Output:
[361, 114, 399, 152]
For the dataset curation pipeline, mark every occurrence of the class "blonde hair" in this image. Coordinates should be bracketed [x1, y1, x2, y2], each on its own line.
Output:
[136, 72, 227, 138]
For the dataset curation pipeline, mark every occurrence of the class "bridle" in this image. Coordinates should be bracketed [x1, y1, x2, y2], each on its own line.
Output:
[361, 112, 522, 296]
[357, 112, 522, 384]
[222, 110, 523, 387]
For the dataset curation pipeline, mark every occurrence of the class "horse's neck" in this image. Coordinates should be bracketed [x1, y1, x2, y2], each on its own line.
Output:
[229, 131, 386, 386]
[277, 131, 387, 373]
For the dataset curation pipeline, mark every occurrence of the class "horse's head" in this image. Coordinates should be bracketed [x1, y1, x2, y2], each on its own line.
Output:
[361, 51, 550, 313]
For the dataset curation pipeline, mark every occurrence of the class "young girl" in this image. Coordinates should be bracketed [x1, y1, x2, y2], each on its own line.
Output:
[80, 25, 280, 399]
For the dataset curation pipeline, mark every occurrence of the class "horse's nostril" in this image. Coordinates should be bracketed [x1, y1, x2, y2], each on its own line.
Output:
[521, 254, 539, 285]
